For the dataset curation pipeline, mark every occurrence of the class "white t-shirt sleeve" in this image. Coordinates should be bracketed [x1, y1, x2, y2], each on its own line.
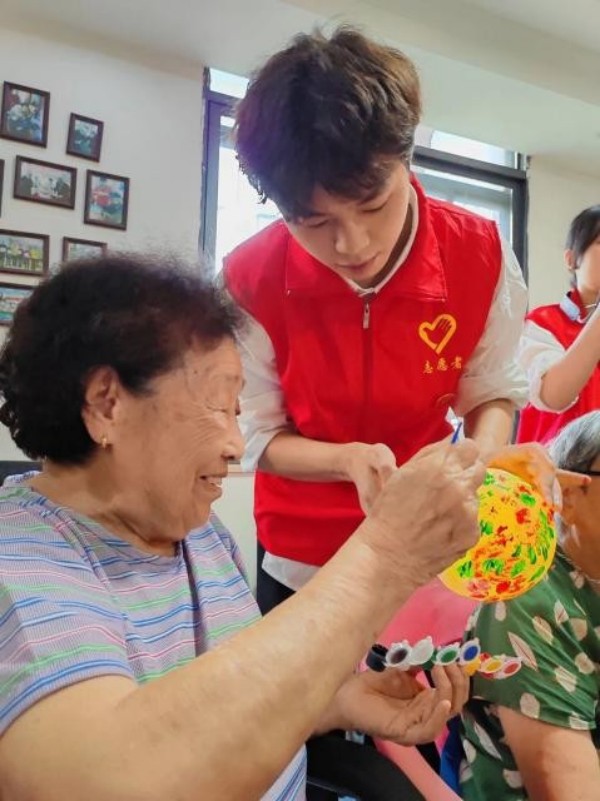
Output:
[236, 309, 290, 472]
[516, 319, 577, 413]
[453, 236, 529, 417]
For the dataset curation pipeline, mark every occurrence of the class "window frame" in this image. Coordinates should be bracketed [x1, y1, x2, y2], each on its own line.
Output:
[200, 78, 235, 272]
[412, 145, 529, 279]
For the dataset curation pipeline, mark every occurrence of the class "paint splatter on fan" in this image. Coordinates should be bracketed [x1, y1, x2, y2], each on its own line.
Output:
[439, 468, 556, 602]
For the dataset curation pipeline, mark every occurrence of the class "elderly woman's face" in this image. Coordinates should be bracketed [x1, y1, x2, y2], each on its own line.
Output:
[112, 337, 245, 543]
[562, 455, 600, 578]
[568, 456, 600, 526]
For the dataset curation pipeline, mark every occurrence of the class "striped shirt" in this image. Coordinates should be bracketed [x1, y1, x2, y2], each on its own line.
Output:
[0, 481, 306, 800]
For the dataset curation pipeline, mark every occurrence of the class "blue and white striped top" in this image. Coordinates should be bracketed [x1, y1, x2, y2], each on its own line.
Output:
[0, 482, 306, 800]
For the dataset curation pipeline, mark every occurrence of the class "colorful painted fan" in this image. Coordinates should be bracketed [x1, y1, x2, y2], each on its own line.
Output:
[439, 468, 556, 602]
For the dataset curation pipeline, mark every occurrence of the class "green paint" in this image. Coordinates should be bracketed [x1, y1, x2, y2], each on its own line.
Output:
[482, 558, 505, 575]
[510, 560, 526, 577]
[458, 561, 474, 578]
[530, 564, 547, 581]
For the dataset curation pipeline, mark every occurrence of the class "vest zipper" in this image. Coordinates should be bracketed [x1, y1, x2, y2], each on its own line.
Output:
[363, 300, 371, 329]
[361, 297, 374, 437]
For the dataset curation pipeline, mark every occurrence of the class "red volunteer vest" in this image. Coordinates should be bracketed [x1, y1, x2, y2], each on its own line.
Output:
[517, 291, 600, 444]
[225, 178, 502, 565]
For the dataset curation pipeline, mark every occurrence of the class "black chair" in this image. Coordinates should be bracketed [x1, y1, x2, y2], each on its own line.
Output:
[306, 734, 426, 801]
[0, 460, 40, 483]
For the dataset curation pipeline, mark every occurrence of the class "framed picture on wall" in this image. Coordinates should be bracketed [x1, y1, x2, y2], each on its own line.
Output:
[0, 82, 50, 147]
[0, 283, 34, 326]
[14, 156, 77, 209]
[84, 170, 129, 230]
[0, 229, 49, 276]
[62, 236, 107, 262]
[67, 113, 104, 161]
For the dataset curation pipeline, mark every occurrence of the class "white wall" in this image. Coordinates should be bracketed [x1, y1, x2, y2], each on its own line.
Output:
[527, 157, 600, 308]
[0, 28, 204, 447]
[0, 27, 264, 574]
[0, 26, 203, 284]
[213, 475, 257, 588]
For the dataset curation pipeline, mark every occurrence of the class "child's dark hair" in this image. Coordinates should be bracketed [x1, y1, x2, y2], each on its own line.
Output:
[566, 205, 600, 286]
[235, 27, 421, 219]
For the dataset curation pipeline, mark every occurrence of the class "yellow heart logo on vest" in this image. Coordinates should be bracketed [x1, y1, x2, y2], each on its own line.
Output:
[418, 314, 457, 355]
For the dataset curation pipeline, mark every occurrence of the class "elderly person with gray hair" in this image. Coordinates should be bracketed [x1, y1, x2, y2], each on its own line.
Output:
[461, 410, 600, 801]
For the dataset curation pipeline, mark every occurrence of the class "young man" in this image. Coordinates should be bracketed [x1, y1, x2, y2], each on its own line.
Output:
[224, 28, 532, 614]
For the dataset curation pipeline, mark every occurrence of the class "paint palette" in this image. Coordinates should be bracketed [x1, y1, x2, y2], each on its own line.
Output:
[439, 468, 556, 602]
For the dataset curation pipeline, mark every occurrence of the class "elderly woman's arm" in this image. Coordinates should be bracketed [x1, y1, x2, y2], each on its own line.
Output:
[0, 438, 483, 801]
[498, 706, 600, 801]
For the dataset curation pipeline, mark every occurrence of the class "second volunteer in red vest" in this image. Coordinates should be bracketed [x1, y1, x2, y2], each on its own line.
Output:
[517, 205, 600, 445]
[224, 28, 543, 614]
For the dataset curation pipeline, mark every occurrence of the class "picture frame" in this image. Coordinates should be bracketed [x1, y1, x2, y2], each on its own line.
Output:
[67, 113, 104, 161]
[84, 170, 129, 230]
[0, 82, 50, 147]
[62, 236, 107, 262]
[0, 283, 34, 326]
[14, 156, 77, 209]
[0, 229, 49, 276]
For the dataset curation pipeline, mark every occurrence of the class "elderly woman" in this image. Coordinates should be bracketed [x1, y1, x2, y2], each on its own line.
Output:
[461, 410, 600, 801]
[0, 253, 484, 801]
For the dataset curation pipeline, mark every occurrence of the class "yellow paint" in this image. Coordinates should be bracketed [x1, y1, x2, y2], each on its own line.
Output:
[439, 468, 556, 603]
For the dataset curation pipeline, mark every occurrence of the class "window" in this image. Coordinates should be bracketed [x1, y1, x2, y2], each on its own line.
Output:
[201, 69, 528, 277]
[200, 71, 281, 273]
[412, 149, 528, 274]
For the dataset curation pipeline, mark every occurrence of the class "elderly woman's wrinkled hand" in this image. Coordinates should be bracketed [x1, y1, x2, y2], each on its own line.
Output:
[360, 438, 486, 587]
[316, 663, 469, 746]
[488, 442, 590, 510]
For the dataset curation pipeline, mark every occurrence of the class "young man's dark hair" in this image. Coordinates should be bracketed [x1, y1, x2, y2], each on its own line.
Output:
[234, 26, 422, 220]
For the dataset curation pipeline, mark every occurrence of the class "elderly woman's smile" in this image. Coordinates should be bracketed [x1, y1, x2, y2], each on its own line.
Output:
[90, 338, 245, 549]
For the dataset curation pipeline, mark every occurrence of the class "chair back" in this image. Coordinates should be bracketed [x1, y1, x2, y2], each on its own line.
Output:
[0, 460, 40, 484]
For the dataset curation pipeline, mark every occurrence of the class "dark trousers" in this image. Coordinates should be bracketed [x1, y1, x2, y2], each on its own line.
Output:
[257, 544, 335, 799]
[255, 544, 426, 800]
[256, 542, 295, 615]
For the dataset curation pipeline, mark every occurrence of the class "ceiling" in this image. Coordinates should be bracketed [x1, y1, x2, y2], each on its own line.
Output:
[3, 0, 600, 175]
[456, 0, 600, 53]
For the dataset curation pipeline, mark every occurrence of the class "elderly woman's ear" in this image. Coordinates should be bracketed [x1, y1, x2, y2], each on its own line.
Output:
[81, 366, 122, 448]
[558, 485, 579, 526]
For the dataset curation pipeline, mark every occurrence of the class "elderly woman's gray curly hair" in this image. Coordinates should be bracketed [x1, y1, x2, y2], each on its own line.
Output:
[548, 411, 600, 541]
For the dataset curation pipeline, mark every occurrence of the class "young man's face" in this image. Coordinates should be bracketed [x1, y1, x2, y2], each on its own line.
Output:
[285, 160, 411, 289]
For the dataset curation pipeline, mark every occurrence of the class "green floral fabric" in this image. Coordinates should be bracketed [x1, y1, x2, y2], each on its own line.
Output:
[460, 550, 600, 800]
